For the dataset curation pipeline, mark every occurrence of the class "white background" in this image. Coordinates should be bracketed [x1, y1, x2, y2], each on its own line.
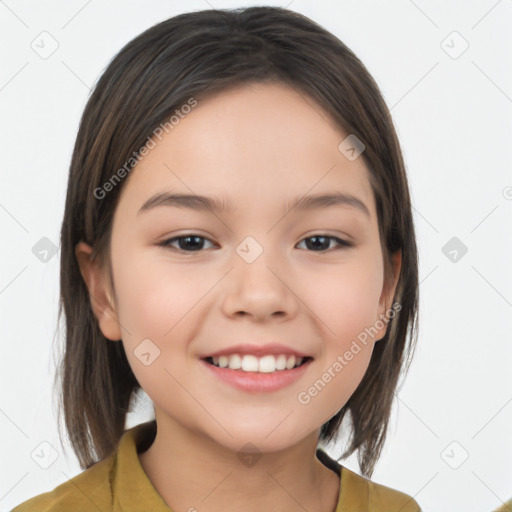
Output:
[1, 1, 511, 511]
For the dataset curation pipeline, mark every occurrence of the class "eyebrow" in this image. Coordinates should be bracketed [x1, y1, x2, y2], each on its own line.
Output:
[137, 191, 371, 218]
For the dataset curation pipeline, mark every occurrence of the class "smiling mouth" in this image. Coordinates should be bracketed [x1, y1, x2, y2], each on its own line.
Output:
[202, 354, 313, 373]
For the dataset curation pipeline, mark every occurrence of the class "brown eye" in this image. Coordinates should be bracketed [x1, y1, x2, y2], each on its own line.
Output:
[297, 235, 352, 252]
[160, 234, 215, 252]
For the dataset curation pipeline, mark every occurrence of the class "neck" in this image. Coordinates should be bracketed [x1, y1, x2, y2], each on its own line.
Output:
[138, 415, 341, 512]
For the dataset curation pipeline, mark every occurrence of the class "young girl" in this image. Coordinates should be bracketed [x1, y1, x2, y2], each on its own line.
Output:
[13, 6, 421, 511]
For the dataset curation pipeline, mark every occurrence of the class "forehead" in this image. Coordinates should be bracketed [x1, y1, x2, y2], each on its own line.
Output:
[116, 82, 376, 220]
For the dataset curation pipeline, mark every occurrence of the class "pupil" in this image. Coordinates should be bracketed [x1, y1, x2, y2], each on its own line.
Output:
[307, 236, 329, 251]
[180, 235, 203, 251]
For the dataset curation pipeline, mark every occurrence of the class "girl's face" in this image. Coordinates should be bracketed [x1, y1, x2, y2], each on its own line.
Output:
[79, 82, 400, 453]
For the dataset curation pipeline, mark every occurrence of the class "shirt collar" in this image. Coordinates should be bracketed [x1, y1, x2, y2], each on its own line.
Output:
[113, 419, 173, 512]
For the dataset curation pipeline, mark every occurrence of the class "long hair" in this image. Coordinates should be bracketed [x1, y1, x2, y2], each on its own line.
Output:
[56, 6, 419, 478]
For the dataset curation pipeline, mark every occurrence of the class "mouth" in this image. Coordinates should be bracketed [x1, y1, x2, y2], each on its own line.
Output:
[200, 353, 314, 393]
[202, 354, 313, 373]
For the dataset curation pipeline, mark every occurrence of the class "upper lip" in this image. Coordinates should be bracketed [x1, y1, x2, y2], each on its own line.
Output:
[201, 343, 312, 359]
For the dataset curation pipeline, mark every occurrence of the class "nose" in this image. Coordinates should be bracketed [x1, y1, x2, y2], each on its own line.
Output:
[221, 249, 299, 323]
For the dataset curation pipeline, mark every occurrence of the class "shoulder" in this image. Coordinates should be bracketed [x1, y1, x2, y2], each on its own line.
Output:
[11, 454, 115, 512]
[493, 498, 512, 512]
[340, 465, 422, 511]
[12, 420, 160, 512]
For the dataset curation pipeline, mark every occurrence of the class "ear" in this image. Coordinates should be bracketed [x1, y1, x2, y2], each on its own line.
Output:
[75, 241, 122, 341]
[374, 249, 402, 342]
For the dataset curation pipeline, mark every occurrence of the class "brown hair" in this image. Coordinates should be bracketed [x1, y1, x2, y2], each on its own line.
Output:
[56, 5, 419, 478]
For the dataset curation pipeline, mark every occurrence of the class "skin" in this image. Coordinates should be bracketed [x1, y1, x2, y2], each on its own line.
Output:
[76, 82, 401, 512]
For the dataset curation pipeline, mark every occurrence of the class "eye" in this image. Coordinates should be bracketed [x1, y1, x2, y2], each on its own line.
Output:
[159, 234, 215, 252]
[296, 234, 352, 252]
[159, 233, 351, 253]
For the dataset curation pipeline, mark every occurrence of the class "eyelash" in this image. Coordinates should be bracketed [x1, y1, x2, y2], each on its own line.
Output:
[158, 233, 353, 253]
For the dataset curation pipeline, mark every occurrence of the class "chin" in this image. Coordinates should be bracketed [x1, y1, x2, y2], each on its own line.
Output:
[209, 423, 311, 455]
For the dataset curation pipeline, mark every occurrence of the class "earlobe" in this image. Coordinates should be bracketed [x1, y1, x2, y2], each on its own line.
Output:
[75, 241, 122, 341]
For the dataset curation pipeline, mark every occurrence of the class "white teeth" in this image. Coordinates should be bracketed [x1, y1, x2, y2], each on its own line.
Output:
[259, 355, 276, 373]
[275, 354, 287, 370]
[228, 354, 242, 370]
[286, 355, 296, 369]
[207, 353, 307, 372]
[241, 355, 259, 372]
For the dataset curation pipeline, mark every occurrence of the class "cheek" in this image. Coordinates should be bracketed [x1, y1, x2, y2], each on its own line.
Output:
[115, 255, 207, 339]
[114, 260, 199, 415]
[114, 257, 210, 380]
[302, 252, 384, 342]
[305, 350, 374, 428]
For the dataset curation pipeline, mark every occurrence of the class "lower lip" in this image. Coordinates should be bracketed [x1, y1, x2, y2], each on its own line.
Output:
[200, 358, 313, 393]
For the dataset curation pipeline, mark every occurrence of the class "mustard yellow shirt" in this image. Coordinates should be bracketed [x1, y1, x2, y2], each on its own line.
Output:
[494, 499, 512, 512]
[12, 420, 421, 511]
